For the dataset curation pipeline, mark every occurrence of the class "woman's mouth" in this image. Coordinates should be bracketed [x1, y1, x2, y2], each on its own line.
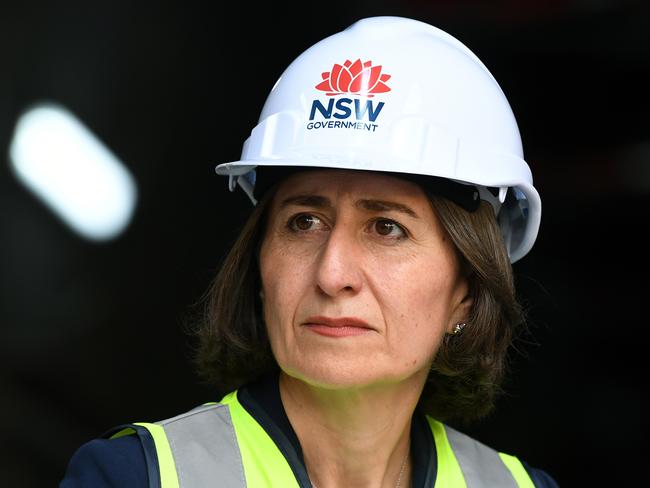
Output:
[302, 316, 374, 337]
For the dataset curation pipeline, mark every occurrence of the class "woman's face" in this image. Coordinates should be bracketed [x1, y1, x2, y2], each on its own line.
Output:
[259, 169, 471, 390]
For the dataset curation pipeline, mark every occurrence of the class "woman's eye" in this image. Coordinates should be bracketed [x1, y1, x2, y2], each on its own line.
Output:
[288, 214, 323, 232]
[372, 219, 406, 238]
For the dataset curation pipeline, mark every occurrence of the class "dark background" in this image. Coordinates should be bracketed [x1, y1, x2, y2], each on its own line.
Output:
[1, 1, 649, 486]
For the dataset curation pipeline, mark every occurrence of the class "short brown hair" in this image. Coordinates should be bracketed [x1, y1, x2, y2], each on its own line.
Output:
[190, 180, 525, 424]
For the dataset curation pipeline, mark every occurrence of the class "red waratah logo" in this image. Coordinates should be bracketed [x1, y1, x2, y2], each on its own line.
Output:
[315, 59, 391, 97]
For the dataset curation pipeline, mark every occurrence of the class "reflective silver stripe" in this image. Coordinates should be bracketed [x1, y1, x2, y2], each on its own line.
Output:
[444, 424, 518, 487]
[157, 404, 247, 488]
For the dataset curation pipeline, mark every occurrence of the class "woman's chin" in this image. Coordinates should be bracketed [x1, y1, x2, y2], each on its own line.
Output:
[279, 360, 416, 392]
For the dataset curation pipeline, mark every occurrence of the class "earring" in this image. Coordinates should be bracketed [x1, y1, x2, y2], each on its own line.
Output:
[452, 322, 466, 335]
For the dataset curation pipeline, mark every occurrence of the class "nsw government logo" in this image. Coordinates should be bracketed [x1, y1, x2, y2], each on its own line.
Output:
[307, 59, 391, 132]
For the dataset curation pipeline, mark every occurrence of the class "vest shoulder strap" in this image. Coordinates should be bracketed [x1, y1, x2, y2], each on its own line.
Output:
[427, 416, 535, 488]
[107, 403, 247, 488]
[120, 393, 300, 488]
[156, 402, 248, 488]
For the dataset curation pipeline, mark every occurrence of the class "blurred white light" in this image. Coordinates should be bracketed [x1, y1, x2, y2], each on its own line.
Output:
[9, 102, 137, 241]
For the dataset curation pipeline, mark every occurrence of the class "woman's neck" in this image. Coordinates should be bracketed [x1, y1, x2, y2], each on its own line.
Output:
[279, 372, 425, 488]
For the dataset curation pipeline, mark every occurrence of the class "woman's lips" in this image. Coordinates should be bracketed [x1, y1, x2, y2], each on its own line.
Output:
[303, 316, 374, 337]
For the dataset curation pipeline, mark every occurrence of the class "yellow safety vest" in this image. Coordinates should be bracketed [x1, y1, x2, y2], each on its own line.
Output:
[111, 390, 535, 488]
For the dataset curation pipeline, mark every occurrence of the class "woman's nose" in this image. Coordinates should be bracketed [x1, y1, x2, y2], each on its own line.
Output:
[314, 226, 363, 297]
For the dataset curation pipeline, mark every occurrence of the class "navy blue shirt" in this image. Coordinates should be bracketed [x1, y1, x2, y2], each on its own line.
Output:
[60, 375, 559, 487]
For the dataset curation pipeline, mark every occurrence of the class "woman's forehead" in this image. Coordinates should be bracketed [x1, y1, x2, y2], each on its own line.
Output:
[272, 169, 427, 203]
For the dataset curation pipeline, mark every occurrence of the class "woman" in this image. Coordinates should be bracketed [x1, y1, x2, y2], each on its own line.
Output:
[61, 15, 558, 487]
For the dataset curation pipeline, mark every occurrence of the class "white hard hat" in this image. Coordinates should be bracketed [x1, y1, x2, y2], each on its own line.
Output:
[215, 15, 541, 263]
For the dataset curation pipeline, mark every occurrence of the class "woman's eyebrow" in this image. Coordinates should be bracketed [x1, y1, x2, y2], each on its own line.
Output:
[279, 195, 331, 209]
[356, 199, 420, 219]
[279, 195, 419, 219]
